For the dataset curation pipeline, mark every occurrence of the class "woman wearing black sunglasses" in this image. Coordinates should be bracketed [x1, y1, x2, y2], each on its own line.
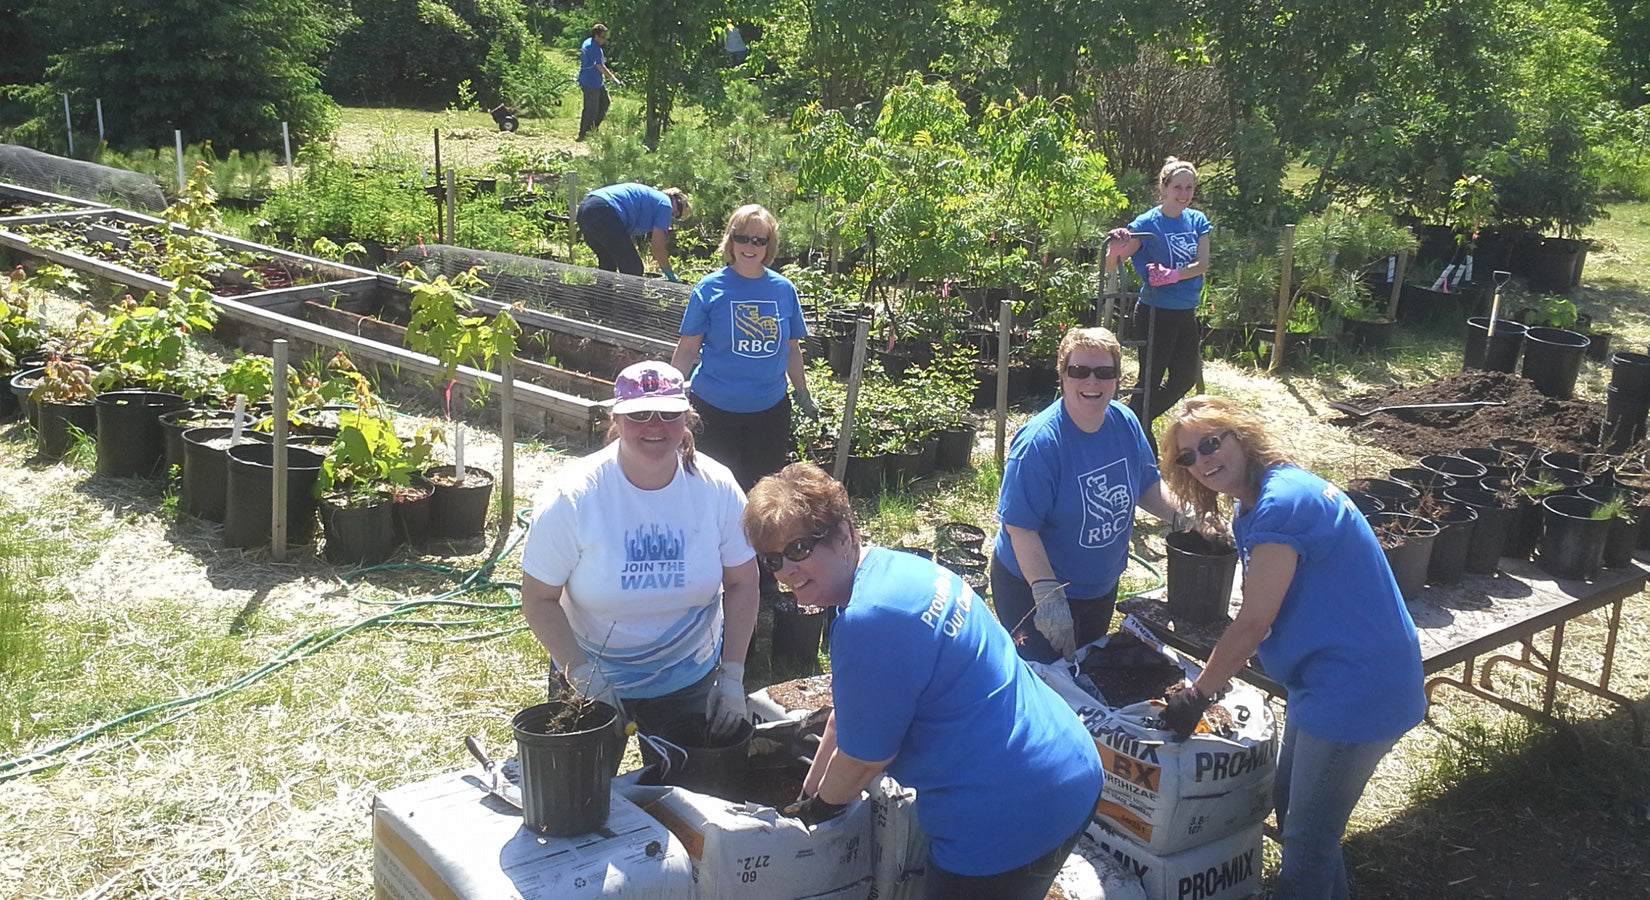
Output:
[992, 326, 1187, 663]
[743, 462, 1102, 900]
[1157, 395, 1423, 899]
[672, 204, 815, 599]
[519, 361, 760, 740]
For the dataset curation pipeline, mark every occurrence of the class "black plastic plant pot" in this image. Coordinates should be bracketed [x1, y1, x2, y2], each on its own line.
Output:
[1345, 490, 1386, 517]
[937, 545, 988, 576]
[937, 521, 987, 550]
[1577, 483, 1641, 568]
[0, 378, 16, 421]
[1424, 502, 1479, 586]
[93, 389, 189, 478]
[1454, 447, 1504, 469]
[1520, 326, 1590, 400]
[321, 495, 397, 566]
[1463, 317, 1527, 373]
[1389, 466, 1456, 493]
[425, 465, 495, 541]
[637, 717, 755, 802]
[36, 400, 97, 460]
[1609, 351, 1650, 402]
[223, 442, 326, 550]
[9, 366, 44, 429]
[1164, 531, 1237, 624]
[1488, 438, 1540, 469]
[1419, 454, 1488, 481]
[842, 453, 885, 498]
[1347, 477, 1421, 507]
[512, 700, 623, 836]
[1537, 494, 1611, 580]
[1442, 488, 1520, 575]
[1369, 512, 1440, 602]
[181, 426, 238, 522]
[392, 475, 434, 548]
[934, 425, 977, 470]
[1603, 386, 1650, 453]
[770, 595, 828, 671]
[160, 408, 240, 473]
[1539, 450, 1589, 477]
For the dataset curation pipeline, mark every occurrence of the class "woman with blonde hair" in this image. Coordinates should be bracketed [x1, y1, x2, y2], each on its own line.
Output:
[1157, 395, 1424, 899]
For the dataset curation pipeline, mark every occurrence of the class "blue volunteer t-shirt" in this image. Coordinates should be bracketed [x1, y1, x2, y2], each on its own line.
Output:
[1234, 465, 1427, 743]
[830, 549, 1102, 875]
[1128, 205, 1212, 310]
[578, 37, 605, 89]
[994, 399, 1160, 597]
[680, 267, 807, 413]
[589, 183, 672, 235]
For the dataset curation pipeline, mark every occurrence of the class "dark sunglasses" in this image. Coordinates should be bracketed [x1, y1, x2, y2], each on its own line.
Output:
[757, 530, 830, 572]
[1174, 431, 1232, 469]
[731, 233, 771, 247]
[622, 409, 685, 423]
[1064, 364, 1120, 381]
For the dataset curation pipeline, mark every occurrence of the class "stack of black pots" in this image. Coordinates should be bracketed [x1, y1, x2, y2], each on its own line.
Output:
[1603, 351, 1650, 452]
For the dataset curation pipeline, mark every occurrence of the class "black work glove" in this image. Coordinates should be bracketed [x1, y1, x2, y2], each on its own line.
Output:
[783, 793, 848, 827]
[1160, 686, 1214, 739]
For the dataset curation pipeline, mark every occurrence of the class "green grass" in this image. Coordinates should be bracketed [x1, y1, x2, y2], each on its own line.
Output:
[0, 502, 63, 682]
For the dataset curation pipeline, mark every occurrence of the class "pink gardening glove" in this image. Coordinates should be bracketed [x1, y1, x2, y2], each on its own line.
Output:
[1147, 263, 1182, 287]
[1106, 227, 1132, 257]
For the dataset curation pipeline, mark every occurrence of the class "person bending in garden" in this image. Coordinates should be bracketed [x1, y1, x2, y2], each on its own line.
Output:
[518, 361, 758, 740]
[1107, 156, 1212, 455]
[1156, 395, 1424, 900]
[991, 326, 1188, 663]
[577, 24, 619, 141]
[576, 183, 690, 279]
[744, 462, 1103, 899]
[671, 204, 815, 600]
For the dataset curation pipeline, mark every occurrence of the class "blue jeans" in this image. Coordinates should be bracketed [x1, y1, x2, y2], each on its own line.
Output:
[922, 814, 1088, 900]
[989, 557, 1117, 664]
[1272, 718, 1397, 900]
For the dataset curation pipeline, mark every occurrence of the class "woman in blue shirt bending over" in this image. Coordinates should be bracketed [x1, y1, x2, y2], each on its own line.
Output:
[1157, 395, 1425, 900]
[1106, 156, 1212, 454]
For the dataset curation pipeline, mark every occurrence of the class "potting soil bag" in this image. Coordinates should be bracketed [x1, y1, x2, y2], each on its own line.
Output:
[620, 783, 874, 900]
[373, 767, 692, 900]
[1085, 820, 1263, 900]
[1031, 617, 1277, 856]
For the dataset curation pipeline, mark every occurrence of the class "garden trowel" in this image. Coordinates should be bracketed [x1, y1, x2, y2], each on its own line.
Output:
[464, 735, 522, 808]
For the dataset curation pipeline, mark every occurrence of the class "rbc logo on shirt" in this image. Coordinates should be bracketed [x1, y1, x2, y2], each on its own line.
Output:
[732, 301, 780, 358]
[1078, 459, 1133, 548]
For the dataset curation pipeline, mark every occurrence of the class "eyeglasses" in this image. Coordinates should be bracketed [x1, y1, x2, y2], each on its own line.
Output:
[731, 233, 771, 247]
[757, 530, 830, 572]
[622, 409, 685, 423]
[1064, 364, 1120, 381]
[1174, 431, 1233, 469]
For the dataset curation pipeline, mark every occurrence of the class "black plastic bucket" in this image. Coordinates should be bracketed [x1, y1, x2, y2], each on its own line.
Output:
[1609, 351, 1650, 402]
[223, 442, 326, 549]
[1520, 327, 1590, 400]
[1537, 494, 1610, 580]
[94, 390, 189, 478]
[321, 496, 397, 565]
[1463, 317, 1527, 373]
[1165, 531, 1237, 623]
[181, 426, 243, 522]
[512, 700, 623, 836]
[425, 465, 494, 541]
[637, 718, 755, 802]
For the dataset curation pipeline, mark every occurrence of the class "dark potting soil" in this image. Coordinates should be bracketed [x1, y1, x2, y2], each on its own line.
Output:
[1335, 371, 1620, 460]
[764, 674, 833, 713]
[1076, 631, 1186, 707]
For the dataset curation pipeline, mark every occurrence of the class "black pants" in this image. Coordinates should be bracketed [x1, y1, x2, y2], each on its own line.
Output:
[1127, 302, 1201, 456]
[577, 196, 643, 275]
[989, 556, 1118, 664]
[578, 86, 610, 139]
[691, 392, 793, 596]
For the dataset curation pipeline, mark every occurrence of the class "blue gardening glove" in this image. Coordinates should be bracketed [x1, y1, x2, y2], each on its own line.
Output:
[783, 793, 849, 827]
[794, 388, 819, 418]
[662, 266, 681, 283]
[1030, 579, 1076, 659]
[706, 661, 748, 739]
[565, 660, 621, 712]
[1160, 685, 1215, 739]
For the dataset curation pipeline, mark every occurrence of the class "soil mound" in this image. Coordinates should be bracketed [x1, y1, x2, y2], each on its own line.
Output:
[1335, 371, 1622, 461]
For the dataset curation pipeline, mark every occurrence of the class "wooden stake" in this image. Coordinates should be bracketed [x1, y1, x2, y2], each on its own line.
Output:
[832, 317, 870, 484]
[995, 299, 1012, 471]
[488, 359, 516, 560]
[1386, 246, 1410, 321]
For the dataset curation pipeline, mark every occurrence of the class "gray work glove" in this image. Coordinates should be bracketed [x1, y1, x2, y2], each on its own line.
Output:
[793, 388, 819, 418]
[1030, 579, 1077, 659]
[565, 660, 621, 711]
[705, 661, 748, 740]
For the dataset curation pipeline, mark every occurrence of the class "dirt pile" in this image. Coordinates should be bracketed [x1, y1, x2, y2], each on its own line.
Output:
[1336, 371, 1623, 460]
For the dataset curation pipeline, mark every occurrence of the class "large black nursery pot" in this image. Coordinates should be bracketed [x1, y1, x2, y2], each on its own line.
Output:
[1442, 487, 1521, 575]
[1577, 483, 1641, 568]
[1421, 501, 1479, 586]
[1389, 467, 1456, 494]
[1165, 531, 1238, 623]
[512, 700, 624, 836]
[934, 423, 977, 470]
[392, 474, 435, 548]
[424, 465, 495, 541]
[93, 389, 189, 478]
[770, 594, 827, 671]
[223, 442, 326, 550]
[1345, 490, 1386, 517]
[160, 407, 241, 473]
[1348, 477, 1421, 508]
[1420, 454, 1488, 483]
[321, 493, 398, 566]
[1520, 327, 1590, 400]
[1463, 317, 1527, 373]
[36, 400, 96, 460]
[1368, 512, 1440, 601]
[1488, 438, 1540, 472]
[1609, 351, 1650, 401]
[1483, 476, 1547, 561]
[181, 425, 261, 522]
[842, 452, 886, 498]
[9, 366, 44, 429]
[1603, 386, 1650, 453]
[0, 372, 16, 421]
[1537, 494, 1611, 580]
[637, 717, 755, 802]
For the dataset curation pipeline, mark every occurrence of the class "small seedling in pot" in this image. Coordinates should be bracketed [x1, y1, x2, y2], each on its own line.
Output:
[1521, 478, 1566, 501]
[1591, 495, 1634, 524]
[1409, 490, 1448, 521]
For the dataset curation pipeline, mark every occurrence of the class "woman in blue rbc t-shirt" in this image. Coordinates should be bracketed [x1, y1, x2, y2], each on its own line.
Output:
[1155, 395, 1425, 900]
[742, 463, 1103, 900]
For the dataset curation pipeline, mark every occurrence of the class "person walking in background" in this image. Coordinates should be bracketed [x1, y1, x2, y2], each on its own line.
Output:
[576, 182, 690, 278]
[577, 24, 620, 141]
[1107, 156, 1212, 454]
[1156, 395, 1424, 899]
[721, 20, 748, 64]
[672, 204, 815, 599]
[519, 361, 758, 740]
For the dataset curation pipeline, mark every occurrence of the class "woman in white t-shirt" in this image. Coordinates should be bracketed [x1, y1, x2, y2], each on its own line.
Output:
[520, 361, 760, 739]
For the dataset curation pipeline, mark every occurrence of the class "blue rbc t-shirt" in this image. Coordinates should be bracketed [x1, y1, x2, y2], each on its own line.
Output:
[994, 399, 1160, 597]
[588, 183, 672, 235]
[679, 267, 807, 413]
[1128, 205, 1212, 310]
[1233, 465, 1427, 743]
[578, 37, 605, 89]
[830, 548, 1103, 875]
